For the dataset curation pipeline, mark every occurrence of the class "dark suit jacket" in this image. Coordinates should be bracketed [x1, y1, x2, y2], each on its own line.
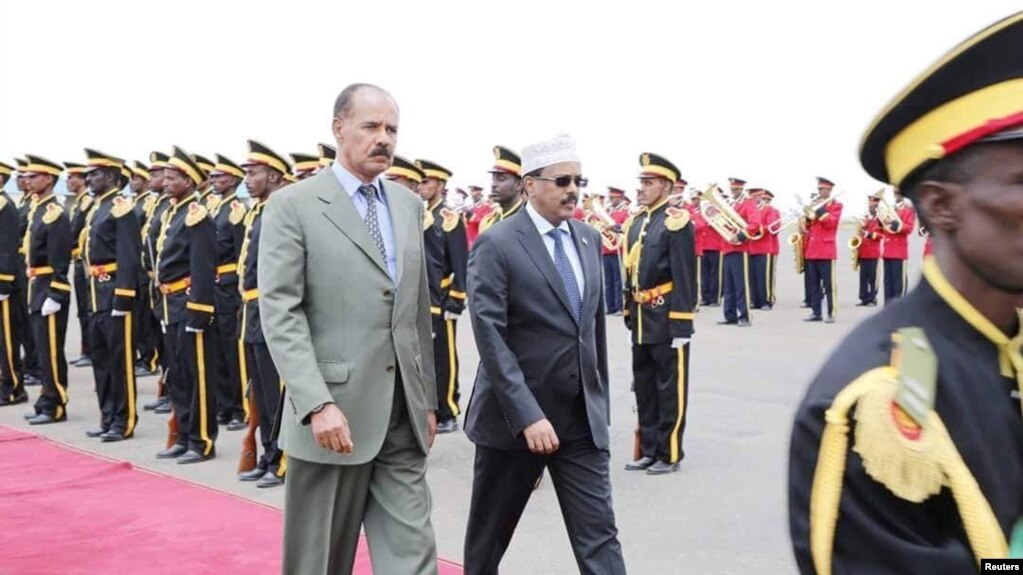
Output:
[465, 209, 610, 451]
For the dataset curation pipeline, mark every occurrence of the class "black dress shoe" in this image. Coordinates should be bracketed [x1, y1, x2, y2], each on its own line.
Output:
[256, 472, 285, 488]
[144, 396, 168, 411]
[177, 449, 215, 464]
[101, 431, 128, 442]
[716, 320, 737, 325]
[761, 304, 773, 311]
[646, 460, 680, 475]
[0, 391, 28, 406]
[436, 419, 459, 434]
[23, 410, 38, 420]
[217, 413, 231, 425]
[226, 418, 247, 432]
[804, 315, 823, 322]
[867, 300, 878, 307]
[23, 373, 41, 386]
[239, 467, 268, 481]
[85, 427, 109, 438]
[73, 356, 92, 368]
[855, 302, 869, 307]
[156, 444, 188, 459]
[153, 401, 172, 414]
[737, 319, 751, 327]
[27, 413, 65, 425]
[624, 456, 656, 471]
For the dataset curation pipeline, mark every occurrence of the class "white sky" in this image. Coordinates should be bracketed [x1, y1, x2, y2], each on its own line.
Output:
[2, 1, 1020, 214]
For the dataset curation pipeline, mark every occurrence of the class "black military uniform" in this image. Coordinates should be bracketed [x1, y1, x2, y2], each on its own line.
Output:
[0, 161, 27, 406]
[206, 154, 248, 427]
[22, 156, 73, 424]
[790, 15, 1023, 572]
[65, 162, 94, 367]
[141, 152, 174, 411]
[622, 153, 697, 474]
[416, 159, 469, 429]
[14, 160, 41, 384]
[478, 145, 525, 235]
[154, 147, 218, 463]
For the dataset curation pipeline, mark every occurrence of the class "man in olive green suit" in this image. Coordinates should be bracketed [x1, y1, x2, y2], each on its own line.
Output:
[258, 83, 439, 575]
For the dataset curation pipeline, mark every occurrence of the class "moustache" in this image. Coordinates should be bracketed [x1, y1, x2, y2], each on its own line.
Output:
[371, 146, 390, 158]
[561, 194, 578, 205]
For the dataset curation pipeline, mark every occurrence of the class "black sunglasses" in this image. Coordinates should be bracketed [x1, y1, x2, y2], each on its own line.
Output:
[530, 175, 588, 188]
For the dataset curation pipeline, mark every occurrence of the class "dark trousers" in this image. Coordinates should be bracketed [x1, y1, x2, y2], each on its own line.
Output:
[749, 254, 768, 309]
[17, 288, 38, 376]
[88, 311, 138, 437]
[807, 259, 836, 318]
[767, 254, 778, 305]
[602, 254, 622, 313]
[700, 250, 720, 305]
[802, 268, 811, 306]
[0, 295, 25, 401]
[883, 258, 907, 306]
[72, 260, 90, 356]
[213, 310, 245, 421]
[432, 315, 460, 422]
[152, 301, 168, 397]
[464, 440, 626, 575]
[165, 321, 218, 455]
[30, 310, 69, 418]
[721, 252, 750, 323]
[135, 288, 162, 372]
[858, 258, 879, 305]
[632, 341, 690, 464]
[246, 342, 284, 475]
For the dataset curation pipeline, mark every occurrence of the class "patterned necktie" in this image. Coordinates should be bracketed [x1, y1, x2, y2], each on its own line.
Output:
[359, 184, 387, 263]
[549, 229, 582, 321]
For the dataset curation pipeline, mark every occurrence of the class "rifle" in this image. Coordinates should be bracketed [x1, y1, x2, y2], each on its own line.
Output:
[237, 386, 260, 473]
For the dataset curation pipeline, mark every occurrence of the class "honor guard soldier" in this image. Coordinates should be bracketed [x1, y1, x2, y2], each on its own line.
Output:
[14, 158, 42, 386]
[478, 145, 525, 235]
[316, 142, 335, 174]
[415, 159, 468, 434]
[128, 160, 160, 377]
[141, 151, 174, 413]
[0, 161, 28, 406]
[20, 155, 73, 424]
[64, 161, 94, 367]
[802, 177, 843, 323]
[80, 150, 142, 441]
[207, 154, 249, 430]
[153, 147, 219, 464]
[385, 155, 423, 193]
[790, 12, 1023, 572]
[236, 140, 290, 488]
[622, 153, 697, 475]
[881, 187, 916, 305]
[718, 177, 762, 326]
[193, 154, 216, 199]
[854, 193, 883, 307]
[289, 152, 319, 181]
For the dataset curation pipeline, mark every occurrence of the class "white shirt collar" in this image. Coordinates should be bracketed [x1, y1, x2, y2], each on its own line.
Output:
[526, 201, 571, 237]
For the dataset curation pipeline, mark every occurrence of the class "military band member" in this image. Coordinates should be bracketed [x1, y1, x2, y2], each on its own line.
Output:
[207, 154, 249, 430]
[604, 186, 629, 315]
[14, 158, 41, 386]
[142, 152, 173, 412]
[237, 140, 290, 488]
[0, 161, 28, 406]
[803, 177, 843, 323]
[20, 155, 73, 424]
[881, 187, 916, 305]
[289, 152, 319, 181]
[854, 194, 883, 307]
[415, 159, 468, 434]
[718, 177, 762, 326]
[790, 13, 1023, 571]
[153, 147, 219, 464]
[747, 188, 772, 310]
[759, 190, 781, 308]
[478, 145, 525, 236]
[64, 161, 94, 367]
[80, 150, 142, 441]
[466, 185, 494, 249]
[623, 153, 696, 475]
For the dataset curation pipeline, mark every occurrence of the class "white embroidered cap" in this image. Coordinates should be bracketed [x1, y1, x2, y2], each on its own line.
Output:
[520, 134, 580, 175]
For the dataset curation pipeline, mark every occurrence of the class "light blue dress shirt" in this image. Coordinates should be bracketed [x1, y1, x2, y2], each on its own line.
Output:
[331, 161, 398, 283]
[526, 202, 585, 299]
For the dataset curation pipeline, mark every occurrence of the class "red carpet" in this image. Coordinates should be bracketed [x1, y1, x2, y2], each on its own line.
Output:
[0, 426, 462, 575]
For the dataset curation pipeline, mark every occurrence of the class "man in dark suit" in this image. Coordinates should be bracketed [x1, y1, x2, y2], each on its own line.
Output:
[464, 134, 626, 574]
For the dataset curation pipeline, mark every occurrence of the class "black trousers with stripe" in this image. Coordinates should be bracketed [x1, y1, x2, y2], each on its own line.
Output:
[806, 259, 836, 318]
[0, 295, 25, 401]
[165, 321, 218, 455]
[749, 254, 768, 309]
[30, 309, 69, 418]
[246, 342, 284, 475]
[858, 258, 879, 305]
[17, 287, 38, 376]
[135, 287, 162, 372]
[213, 311, 245, 422]
[632, 341, 690, 464]
[721, 252, 750, 323]
[72, 260, 90, 356]
[88, 311, 138, 437]
[767, 253, 777, 305]
[883, 258, 907, 306]
[432, 314, 460, 422]
[700, 250, 720, 305]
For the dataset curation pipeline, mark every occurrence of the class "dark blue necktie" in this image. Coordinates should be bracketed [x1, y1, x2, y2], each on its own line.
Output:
[358, 184, 387, 263]
[549, 229, 582, 321]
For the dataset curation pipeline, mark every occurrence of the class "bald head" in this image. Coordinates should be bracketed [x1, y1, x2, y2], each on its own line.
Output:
[333, 83, 398, 119]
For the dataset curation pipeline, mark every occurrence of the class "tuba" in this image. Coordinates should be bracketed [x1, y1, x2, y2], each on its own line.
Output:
[583, 195, 622, 251]
[698, 184, 748, 244]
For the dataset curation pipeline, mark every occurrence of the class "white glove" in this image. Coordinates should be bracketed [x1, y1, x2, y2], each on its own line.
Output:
[185, 326, 204, 333]
[41, 298, 61, 317]
[160, 321, 167, 334]
[111, 309, 129, 317]
[0, 294, 8, 302]
[671, 337, 690, 349]
[444, 311, 460, 321]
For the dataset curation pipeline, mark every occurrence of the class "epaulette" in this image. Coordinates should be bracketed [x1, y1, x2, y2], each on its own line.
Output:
[185, 202, 209, 227]
[440, 208, 459, 232]
[205, 194, 222, 214]
[111, 196, 134, 218]
[80, 194, 94, 213]
[142, 194, 157, 217]
[423, 207, 435, 230]
[228, 200, 246, 225]
[664, 207, 691, 232]
[42, 202, 64, 224]
[0, 196, 7, 212]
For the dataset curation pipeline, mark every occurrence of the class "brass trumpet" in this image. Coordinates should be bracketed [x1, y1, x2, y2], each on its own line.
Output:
[582, 195, 622, 251]
[699, 184, 748, 244]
